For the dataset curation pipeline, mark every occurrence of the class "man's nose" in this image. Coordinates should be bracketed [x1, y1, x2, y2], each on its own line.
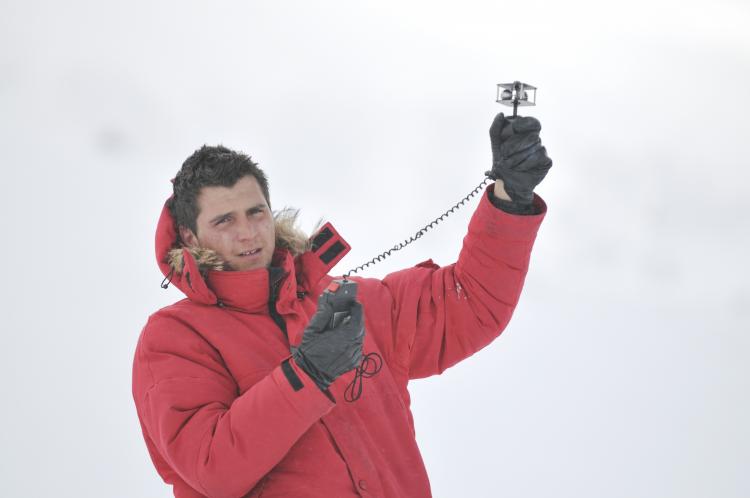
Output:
[235, 217, 258, 241]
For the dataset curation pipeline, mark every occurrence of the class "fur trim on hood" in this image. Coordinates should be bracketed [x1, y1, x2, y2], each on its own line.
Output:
[166, 208, 316, 276]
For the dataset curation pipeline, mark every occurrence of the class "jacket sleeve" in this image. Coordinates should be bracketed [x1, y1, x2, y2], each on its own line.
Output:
[380, 186, 546, 379]
[132, 314, 335, 498]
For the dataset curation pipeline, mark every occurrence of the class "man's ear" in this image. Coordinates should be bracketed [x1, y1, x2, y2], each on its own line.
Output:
[179, 226, 199, 248]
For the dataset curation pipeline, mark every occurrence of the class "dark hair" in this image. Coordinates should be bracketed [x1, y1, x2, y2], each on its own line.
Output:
[168, 145, 270, 235]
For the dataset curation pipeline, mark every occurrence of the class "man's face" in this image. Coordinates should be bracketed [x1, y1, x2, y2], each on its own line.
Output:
[179, 175, 275, 272]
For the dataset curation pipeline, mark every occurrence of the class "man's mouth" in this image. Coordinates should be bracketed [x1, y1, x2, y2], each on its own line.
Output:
[238, 248, 262, 257]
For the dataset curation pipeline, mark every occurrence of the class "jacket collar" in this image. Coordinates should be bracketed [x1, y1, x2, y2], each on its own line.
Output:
[206, 250, 295, 313]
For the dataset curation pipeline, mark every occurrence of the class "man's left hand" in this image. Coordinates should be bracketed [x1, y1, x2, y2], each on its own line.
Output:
[487, 113, 553, 206]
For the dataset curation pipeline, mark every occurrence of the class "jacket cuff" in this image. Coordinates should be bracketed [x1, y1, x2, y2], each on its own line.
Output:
[487, 189, 540, 215]
[270, 357, 335, 421]
[469, 186, 547, 242]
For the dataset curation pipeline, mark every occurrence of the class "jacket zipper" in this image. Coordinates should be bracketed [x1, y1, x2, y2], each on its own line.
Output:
[268, 278, 288, 341]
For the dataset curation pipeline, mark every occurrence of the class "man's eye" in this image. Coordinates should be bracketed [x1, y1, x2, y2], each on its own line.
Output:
[216, 217, 230, 225]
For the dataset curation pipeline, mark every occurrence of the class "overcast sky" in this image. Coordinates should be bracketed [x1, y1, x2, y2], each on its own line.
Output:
[1, 1, 748, 497]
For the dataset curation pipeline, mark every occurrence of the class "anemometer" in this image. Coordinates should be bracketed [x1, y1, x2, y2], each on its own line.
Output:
[496, 81, 536, 118]
[342, 81, 538, 279]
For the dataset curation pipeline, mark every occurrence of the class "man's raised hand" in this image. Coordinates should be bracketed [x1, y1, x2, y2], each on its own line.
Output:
[487, 113, 553, 206]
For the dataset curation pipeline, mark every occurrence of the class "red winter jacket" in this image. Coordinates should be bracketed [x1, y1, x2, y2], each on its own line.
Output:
[132, 186, 546, 498]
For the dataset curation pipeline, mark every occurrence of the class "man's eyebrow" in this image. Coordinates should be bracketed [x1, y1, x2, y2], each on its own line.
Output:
[208, 204, 267, 224]
[209, 212, 233, 224]
[246, 203, 267, 213]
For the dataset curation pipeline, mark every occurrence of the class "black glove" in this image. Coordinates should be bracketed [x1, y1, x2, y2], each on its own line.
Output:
[291, 282, 365, 391]
[486, 113, 553, 207]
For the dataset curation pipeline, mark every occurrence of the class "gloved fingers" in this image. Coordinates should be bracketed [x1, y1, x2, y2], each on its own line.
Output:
[327, 348, 353, 373]
[500, 132, 541, 160]
[534, 148, 553, 171]
[511, 116, 542, 134]
[347, 302, 366, 340]
[501, 145, 542, 170]
[306, 299, 334, 333]
[489, 112, 508, 140]
[327, 342, 363, 376]
[512, 147, 553, 174]
[505, 142, 551, 172]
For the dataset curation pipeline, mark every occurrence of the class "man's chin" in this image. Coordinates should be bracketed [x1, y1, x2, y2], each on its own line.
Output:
[227, 259, 271, 272]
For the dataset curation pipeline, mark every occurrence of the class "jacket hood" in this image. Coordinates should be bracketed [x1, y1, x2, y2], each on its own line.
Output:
[155, 196, 349, 305]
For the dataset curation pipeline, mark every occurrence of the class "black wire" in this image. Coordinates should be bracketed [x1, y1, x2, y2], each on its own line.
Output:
[344, 352, 383, 402]
[344, 177, 491, 278]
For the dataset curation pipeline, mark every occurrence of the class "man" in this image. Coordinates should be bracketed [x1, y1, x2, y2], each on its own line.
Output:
[132, 113, 552, 498]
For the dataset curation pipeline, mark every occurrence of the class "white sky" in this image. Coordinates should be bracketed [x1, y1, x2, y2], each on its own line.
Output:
[1, 1, 748, 497]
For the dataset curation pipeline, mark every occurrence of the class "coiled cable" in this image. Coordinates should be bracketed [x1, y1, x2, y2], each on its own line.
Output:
[344, 177, 491, 278]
